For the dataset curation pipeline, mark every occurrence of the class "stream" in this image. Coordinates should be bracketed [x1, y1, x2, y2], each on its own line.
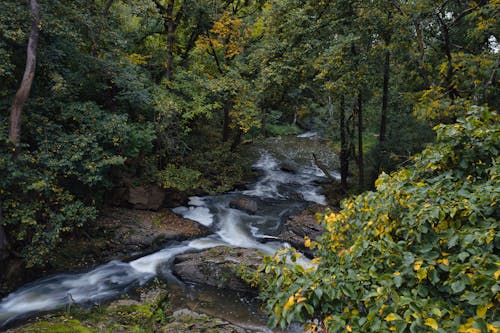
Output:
[0, 133, 339, 330]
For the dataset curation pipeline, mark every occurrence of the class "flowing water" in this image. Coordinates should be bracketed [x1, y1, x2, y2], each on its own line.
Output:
[0, 133, 339, 330]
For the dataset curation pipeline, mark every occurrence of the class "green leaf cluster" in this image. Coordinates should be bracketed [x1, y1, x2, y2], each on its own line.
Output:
[256, 107, 499, 332]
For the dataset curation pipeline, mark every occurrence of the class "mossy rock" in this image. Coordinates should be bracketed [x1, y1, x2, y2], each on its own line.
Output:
[161, 309, 249, 333]
[15, 318, 93, 333]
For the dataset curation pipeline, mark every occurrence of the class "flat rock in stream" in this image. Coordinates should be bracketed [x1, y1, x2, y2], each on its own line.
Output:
[98, 207, 210, 255]
[229, 198, 259, 214]
[173, 247, 263, 293]
[45, 207, 210, 272]
[277, 204, 327, 251]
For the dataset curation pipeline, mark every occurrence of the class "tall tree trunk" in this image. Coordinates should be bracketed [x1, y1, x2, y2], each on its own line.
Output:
[340, 95, 348, 189]
[103, 0, 115, 16]
[9, 0, 40, 144]
[379, 48, 390, 144]
[222, 104, 231, 142]
[261, 111, 268, 137]
[436, 13, 457, 102]
[165, 0, 176, 81]
[153, 0, 183, 82]
[0, 201, 8, 261]
[357, 93, 364, 189]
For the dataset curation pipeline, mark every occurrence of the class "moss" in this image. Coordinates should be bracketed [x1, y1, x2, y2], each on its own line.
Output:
[107, 303, 154, 326]
[17, 319, 93, 333]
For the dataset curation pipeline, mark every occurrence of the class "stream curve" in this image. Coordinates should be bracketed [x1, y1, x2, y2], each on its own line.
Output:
[0, 135, 339, 329]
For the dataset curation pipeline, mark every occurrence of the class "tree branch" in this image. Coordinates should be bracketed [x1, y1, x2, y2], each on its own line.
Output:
[313, 153, 336, 183]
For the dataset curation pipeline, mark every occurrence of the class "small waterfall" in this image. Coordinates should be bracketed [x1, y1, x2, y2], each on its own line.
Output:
[0, 139, 332, 328]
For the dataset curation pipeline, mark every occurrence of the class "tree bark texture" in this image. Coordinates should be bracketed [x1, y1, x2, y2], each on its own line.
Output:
[103, 0, 115, 16]
[379, 49, 390, 144]
[165, 0, 176, 81]
[340, 95, 348, 189]
[9, 0, 40, 144]
[357, 93, 364, 189]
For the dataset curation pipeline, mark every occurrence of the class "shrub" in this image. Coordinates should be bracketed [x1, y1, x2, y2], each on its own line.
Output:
[255, 107, 499, 332]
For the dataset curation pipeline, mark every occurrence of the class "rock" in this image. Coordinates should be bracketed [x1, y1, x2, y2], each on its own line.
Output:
[161, 309, 254, 333]
[106, 186, 129, 207]
[0, 258, 25, 296]
[277, 204, 326, 251]
[162, 188, 190, 208]
[128, 184, 166, 210]
[98, 208, 211, 256]
[280, 161, 299, 173]
[229, 198, 258, 214]
[173, 246, 263, 293]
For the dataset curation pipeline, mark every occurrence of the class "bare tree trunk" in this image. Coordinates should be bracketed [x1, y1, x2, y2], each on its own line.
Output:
[103, 0, 115, 16]
[165, 0, 176, 81]
[436, 13, 456, 102]
[0, 201, 8, 260]
[357, 93, 364, 189]
[222, 104, 231, 142]
[313, 153, 336, 183]
[9, 0, 40, 144]
[379, 48, 390, 144]
[339, 95, 348, 189]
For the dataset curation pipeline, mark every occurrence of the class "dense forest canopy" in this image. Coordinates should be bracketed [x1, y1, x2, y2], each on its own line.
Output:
[0, 0, 498, 330]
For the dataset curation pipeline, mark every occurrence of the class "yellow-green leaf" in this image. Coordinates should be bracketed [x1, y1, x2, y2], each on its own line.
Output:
[385, 313, 400, 321]
[476, 305, 487, 319]
[425, 318, 438, 330]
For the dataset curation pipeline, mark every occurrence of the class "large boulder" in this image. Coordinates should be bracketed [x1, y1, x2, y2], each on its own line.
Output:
[99, 208, 210, 256]
[173, 247, 263, 293]
[128, 184, 166, 210]
[229, 198, 258, 214]
[277, 204, 326, 251]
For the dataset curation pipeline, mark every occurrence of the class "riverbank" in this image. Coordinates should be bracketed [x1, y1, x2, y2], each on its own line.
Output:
[1, 202, 328, 332]
[0, 133, 338, 331]
[3, 283, 267, 333]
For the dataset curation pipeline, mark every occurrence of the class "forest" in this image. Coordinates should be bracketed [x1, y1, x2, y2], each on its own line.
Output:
[0, 0, 498, 332]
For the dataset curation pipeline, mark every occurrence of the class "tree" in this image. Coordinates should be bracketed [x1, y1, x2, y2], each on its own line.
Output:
[151, 0, 185, 81]
[8, 0, 40, 144]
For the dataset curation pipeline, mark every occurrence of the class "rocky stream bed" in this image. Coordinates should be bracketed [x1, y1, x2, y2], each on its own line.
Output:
[0, 133, 338, 332]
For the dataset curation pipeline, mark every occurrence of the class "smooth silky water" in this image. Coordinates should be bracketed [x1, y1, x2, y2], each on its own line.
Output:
[0, 133, 339, 330]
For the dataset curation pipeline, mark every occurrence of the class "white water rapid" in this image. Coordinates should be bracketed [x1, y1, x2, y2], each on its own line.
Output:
[0, 148, 333, 328]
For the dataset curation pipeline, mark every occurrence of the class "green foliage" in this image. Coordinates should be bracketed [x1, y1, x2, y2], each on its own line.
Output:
[265, 123, 301, 136]
[264, 111, 301, 136]
[256, 108, 499, 332]
[0, 101, 154, 266]
[156, 164, 202, 192]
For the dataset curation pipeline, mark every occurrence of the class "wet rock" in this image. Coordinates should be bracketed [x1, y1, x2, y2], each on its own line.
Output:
[128, 184, 166, 210]
[173, 247, 263, 293]
[277, 204, 327, 251]
[98, 208, 210, 255]
[43, 207, 211, 274]
[162, 309, 256, 333]
[0, 258, 26, 296]
[229, 198, 258, 214]
[280, 161, 299, 173]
